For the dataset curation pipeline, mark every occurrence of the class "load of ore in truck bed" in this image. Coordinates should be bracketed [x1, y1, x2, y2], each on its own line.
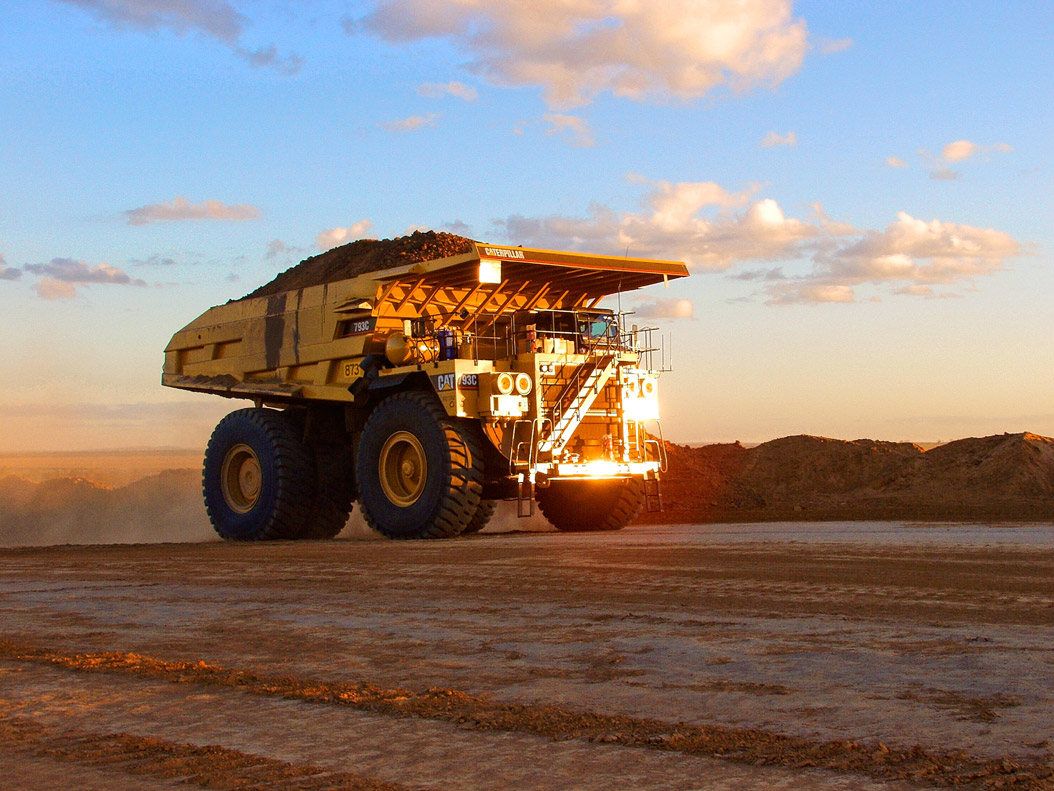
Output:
[239, 231, 475, 301]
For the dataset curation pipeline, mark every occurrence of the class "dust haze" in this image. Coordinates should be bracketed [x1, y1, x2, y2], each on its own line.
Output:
[2, 431, 1053, 547]
[0, 449, 553, 546]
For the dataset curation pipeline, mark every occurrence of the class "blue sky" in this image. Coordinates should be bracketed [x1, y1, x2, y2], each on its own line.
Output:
[1, 0, 1052, 451]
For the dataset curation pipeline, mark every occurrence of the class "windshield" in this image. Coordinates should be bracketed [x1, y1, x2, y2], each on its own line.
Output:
[579, 314, 617, 340]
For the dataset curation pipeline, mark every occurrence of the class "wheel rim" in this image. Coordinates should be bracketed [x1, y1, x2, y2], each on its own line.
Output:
[379, 430, 427, 507]
[221, 443, 262, 514]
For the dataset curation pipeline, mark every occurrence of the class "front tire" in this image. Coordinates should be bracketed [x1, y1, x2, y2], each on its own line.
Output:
[536, 478, 645, 532]
[203, 408, 313, 541]
[357, 392, 483, 539]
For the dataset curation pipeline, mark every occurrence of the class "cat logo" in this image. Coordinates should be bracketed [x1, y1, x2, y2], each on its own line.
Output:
[435, 373, 456, 391]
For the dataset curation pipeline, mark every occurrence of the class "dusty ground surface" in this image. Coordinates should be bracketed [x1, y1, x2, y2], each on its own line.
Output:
[1, 523, 1052, 790]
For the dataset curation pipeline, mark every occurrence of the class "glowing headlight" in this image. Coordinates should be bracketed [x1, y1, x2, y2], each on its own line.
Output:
[495, 371, 515, 395]
[514, 372, 533, 395]
[583, 460, 619, 477]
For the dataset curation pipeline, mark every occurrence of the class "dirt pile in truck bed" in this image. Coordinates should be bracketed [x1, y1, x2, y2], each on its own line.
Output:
[240, 231, 475, 301]
[656, 431, 1054, 523]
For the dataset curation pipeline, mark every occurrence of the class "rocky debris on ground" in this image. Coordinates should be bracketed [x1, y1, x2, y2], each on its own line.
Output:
[5, 640, 1053, 791]
[239, 230, 476, 301]
[656, 432, 1054, 523]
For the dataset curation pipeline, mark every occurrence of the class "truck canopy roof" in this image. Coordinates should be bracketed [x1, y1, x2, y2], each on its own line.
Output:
[239, 232, 688, 306]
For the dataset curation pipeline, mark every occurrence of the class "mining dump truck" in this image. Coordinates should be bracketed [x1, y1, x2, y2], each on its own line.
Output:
[163, 233, 689, 540]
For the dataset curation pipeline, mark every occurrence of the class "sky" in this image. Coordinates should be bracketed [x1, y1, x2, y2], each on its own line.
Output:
[1, 0, 1052, 452]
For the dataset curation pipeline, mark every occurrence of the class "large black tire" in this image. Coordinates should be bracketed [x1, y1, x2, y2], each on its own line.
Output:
[300, 438, 355, 539]
[536, 478, 645, 532]
[460, 499, 497, 535]
[357, 391, 483, 539]
[280, 409, 355, 540]
[203, 408, 314, 541]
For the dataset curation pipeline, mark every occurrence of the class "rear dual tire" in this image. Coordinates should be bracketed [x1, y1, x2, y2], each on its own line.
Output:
[203, 408, 353, 541]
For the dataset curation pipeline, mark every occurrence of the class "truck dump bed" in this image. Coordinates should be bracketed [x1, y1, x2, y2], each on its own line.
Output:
[163, 239, 688, 404]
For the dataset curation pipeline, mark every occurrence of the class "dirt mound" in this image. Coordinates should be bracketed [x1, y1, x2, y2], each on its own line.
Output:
[240, 230, 475, 301]
[656, 432, 1054, 523]
[0, 470, 213, 546]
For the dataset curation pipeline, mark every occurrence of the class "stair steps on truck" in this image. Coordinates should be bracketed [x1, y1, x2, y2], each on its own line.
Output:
[538, 354, 618, 455]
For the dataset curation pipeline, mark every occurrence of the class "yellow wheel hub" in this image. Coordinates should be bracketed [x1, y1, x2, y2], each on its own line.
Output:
[379, 430, 427, 507]
[221, 443, 262, 514]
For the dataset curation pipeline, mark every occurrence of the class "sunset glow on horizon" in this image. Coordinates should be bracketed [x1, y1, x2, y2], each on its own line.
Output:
[1, 1, 1051, 452]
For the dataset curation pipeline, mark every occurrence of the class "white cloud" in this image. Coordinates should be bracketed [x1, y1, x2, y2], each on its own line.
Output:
[316, 220, 374, 251]
[34, 278, 77, 300]
[58, 0, 244, 39]
[832, 212, 1019, 275]
[631, 297, 695, 319]
[56, 0, 301, 73]
[761, 130, 796, 148]
[942, 139, 1012, 162]
[762, 211, 1020, 305]
[498, 177, 815, 270]
[380, 112, 441, 132]
[125, 196, 260, 226]
[23, 258, 148, 286]
[417, 81, 479, 100]
[355, 0, 810, 108]
[918, 139, 1014, 178]
[543, 113, 595, 147]
[942, 140, 980, 163]
[766, 283, 855, 305]
[808, 203, 858, 236]
[19, 257, 147, 299]
[886, 156, 907, 169]
[493, 175, 1022, 305]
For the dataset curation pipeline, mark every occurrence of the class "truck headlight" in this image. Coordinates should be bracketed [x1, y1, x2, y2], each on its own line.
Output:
[495, 371, 515, 395]
[514, 372, 533, 395]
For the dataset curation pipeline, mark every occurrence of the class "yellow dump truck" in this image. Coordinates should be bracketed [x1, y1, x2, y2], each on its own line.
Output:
[163, 236, 689, 540]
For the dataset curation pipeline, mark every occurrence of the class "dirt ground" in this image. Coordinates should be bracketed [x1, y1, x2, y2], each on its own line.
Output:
[1, 523, 1052, 790]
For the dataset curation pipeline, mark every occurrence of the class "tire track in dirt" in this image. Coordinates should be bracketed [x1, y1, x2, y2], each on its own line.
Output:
[2, 640, 1050, 790]
[0, 714, 420, 791]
